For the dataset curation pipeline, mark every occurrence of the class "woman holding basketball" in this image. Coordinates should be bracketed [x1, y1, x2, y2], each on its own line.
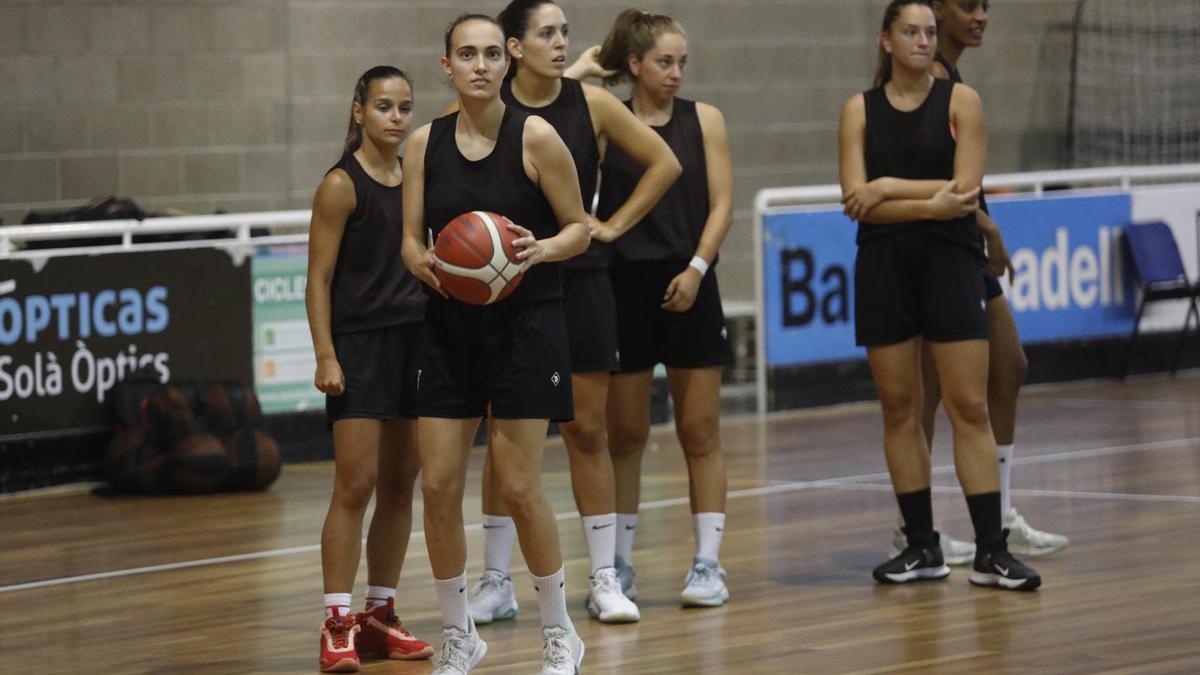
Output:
[465, 0, 680, 627]
[589, 9, 736, 608]
[305, 66, 432, 672]
[400, 14, 588, 675]
[900, 0, 1068, 560]
[838, 0, 1040, 590]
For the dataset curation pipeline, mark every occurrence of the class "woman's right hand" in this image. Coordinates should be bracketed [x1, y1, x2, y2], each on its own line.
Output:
[927, 180, 980, 220]
[404, 247, 447, 298]
[314, 356, 345, 395]
[564, 45, 618, 81]
[842, 180, 886, 221]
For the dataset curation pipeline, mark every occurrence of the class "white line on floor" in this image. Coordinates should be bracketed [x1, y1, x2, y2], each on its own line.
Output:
[2, 434, 1196, 594]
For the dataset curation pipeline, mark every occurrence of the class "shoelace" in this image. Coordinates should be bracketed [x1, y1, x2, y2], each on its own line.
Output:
[593, 569, 622, 595]
[476, 571, 506, 597]
[1012, 517, 1054, 545]
[437, 632, 471, 671]
[542, 629, 575, 668]
[690, 563, 717, 584]
[327, 619, 353, 649]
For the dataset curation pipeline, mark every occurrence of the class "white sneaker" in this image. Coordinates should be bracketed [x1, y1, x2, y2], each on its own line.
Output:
[432, 620, 487, 675]
[467, 569, 517, 625]
[1005, 509, 1069, 556]
[614, 555, 638, 601]
[680, 556, 729, 607]
[539, 626, 584, 675]
[890, 527, 975, 566]
[585, 567, 640, 623]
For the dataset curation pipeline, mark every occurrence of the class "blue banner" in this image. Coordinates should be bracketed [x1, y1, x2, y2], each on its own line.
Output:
[763, 207, 862, 366]
[762, 192, 1136, 367]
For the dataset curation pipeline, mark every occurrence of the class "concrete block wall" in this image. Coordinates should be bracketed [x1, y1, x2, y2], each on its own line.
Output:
[0, 0, 1079, 302]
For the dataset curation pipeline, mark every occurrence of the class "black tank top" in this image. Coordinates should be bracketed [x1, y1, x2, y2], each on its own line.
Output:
[599, 98, 709, 264]
[326, 154, 425, 334]
[423, 106, 562, 303]
[860, 78, 980, 252]
[501, 77, 607, 269]
[934, 52, 989, 215]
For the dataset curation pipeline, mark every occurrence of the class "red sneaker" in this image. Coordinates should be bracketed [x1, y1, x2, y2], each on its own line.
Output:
[356, 598, 434, 660]
[319, 614, 361, 672]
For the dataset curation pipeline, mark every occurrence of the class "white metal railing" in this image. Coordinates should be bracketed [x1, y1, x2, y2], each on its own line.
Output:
[0, 210, 313, 260]
[751, 163, 1200, 415]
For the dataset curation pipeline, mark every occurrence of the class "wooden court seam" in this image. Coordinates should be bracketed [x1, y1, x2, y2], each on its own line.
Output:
[2, 434, 1197, 594]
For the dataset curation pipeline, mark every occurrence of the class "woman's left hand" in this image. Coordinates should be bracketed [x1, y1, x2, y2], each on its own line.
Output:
[983, 229, 1015, 283]
[842, 180, 886, 221]
[510, 222, 546, 267]
[588, 215, 619, 243]
[662, 267, 702, 312]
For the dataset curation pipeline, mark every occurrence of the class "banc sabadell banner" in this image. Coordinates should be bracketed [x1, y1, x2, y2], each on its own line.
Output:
[763, 192, 1136, 367]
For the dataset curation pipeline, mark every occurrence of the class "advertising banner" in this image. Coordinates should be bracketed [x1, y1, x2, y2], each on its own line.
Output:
[0, 248, 252, 436]
[762, 191, 1137, 368]
[763, 206, 862, 367]
[252, 249, 323, 415]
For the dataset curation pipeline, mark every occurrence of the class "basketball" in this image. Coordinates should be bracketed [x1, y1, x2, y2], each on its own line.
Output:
[433, 210, 526, 305]
[168, 433, 232, 494]
[106, 429, 169, 494]
[225, 429, 283, 492]
[202, 381, 262, 436]
[144, 384, 194, 447]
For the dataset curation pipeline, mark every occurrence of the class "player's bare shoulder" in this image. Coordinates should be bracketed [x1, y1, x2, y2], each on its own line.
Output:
[695, 101, 726, 132]
[522, 114, 566, 154]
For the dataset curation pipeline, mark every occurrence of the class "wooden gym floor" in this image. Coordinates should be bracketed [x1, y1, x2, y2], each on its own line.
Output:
[2, 374, 1200, 674]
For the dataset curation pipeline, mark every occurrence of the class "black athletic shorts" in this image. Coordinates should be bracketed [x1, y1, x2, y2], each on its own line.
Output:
[326, 322, 423, 423]
[983, 274, 1004, 301]
[563, 267, 619, 373]
[417, 297, 574, 422]
[610, 260, 734, 373]
[854, 232, 988, 346]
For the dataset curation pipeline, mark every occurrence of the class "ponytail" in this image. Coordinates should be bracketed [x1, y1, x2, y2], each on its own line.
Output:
[597, 8, 684, 86]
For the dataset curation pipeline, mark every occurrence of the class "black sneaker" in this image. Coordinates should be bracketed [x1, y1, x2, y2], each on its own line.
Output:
[969, 530, 1042, 591]
[873, 529, 951, 584]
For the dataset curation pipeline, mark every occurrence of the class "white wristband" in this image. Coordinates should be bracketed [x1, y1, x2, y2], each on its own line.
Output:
[688, 255, 709, 276]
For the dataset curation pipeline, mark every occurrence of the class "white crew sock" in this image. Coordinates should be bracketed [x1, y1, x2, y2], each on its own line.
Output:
[435, 572, 470, 631]
[482, 514, 516, 573]
[615, 513, 638, 563]
[694, 512, 726, 561]
[531, 566, 575, 632]
[998, 444, 1015, 520]
[581, 513, 617, 575]
[365, 585, 395, 612]
[324, 592, 353, 619]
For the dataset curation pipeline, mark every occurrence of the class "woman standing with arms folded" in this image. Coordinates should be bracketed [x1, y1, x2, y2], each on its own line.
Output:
[305, 66, 432, 672]
[592, 8, 735, 608]
[902, 0, 1068, 559]
[466, 0, 680, 627]
[838, 0, 1040, 590]
[401, 14, 589, 675]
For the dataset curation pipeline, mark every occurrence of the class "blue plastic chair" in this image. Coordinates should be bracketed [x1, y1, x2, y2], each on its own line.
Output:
[1121, 221, 1200, 378]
